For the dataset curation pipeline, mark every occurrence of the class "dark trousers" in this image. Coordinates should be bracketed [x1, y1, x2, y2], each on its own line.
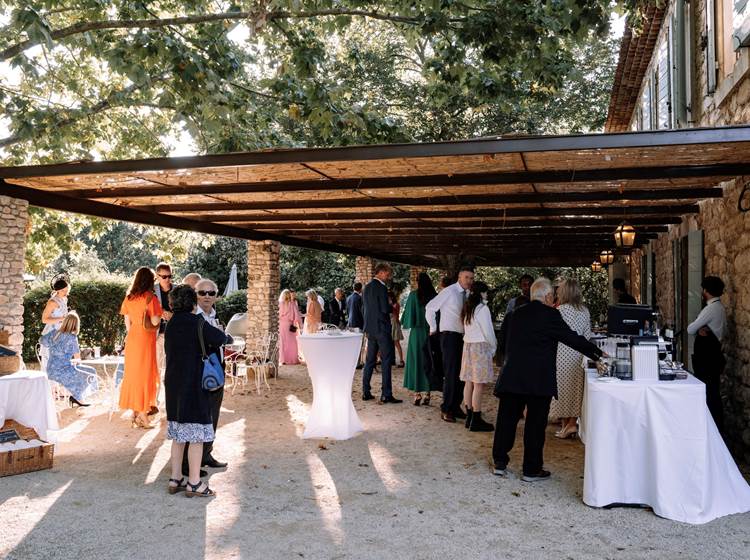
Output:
[492, 392, 552, 475]
[182, 386, 224, 471]
[362, 332, 395, 398]
[692, 332, 725, 433]
[440, 331, 464, 413]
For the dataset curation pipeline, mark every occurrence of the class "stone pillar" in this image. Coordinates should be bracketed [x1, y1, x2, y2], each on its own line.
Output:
[409, 266, 426, 289]
[355, 256, 375, 286]
[246, 240, 280, 366]
[0, 196, 28, 354]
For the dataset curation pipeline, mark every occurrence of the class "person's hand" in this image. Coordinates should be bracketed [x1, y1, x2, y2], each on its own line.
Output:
[601, 351, 610, 358]
[698, 326, 710, 336]
[163, 310, 173, 321]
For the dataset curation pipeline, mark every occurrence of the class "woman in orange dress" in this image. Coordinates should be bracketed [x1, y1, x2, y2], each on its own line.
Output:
[119, 267, 162, 429]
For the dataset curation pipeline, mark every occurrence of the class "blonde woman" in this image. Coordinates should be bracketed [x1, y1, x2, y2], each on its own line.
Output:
[303, 289, 322, 334]
[549, 278, 592, 439]
[40, 311, 98, 407]
[279, 289, 302, 364]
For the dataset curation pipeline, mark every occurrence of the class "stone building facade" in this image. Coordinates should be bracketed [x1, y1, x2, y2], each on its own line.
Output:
[608, 0, 750, 461]
[0, 196, 29, 355]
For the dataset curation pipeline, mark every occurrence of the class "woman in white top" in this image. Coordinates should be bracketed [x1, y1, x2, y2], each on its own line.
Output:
[459, 281, 496, 432]
[41, 276, 70, 335]
[549, 278, 592, 439]
[40, 276, 70, 370]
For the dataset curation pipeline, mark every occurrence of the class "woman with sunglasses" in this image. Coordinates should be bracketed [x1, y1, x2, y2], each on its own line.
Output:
[119, 267, 163, 429]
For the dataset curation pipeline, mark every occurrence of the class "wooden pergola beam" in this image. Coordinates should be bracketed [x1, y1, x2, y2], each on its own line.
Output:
[54, 164, 745, 199]
[238, 217, 683, 230]
[204, 205, 697, 223]
[140, 187, 724, 213]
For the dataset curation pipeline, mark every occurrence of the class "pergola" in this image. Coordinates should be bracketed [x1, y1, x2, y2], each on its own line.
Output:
[2, 125, 750, 268]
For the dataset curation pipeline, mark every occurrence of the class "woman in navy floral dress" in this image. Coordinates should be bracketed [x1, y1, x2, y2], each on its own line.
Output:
[41, 311, 98, 407]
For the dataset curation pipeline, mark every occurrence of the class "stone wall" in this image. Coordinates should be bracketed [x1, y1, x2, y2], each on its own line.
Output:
[354, 256, 375, 286]
[246, 241, 280, 358]
[0, 196, 28, 355]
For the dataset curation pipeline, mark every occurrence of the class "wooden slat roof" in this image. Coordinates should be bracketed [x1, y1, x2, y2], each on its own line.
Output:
[1, 125, 748, 267]
[605, 5, 665, 132]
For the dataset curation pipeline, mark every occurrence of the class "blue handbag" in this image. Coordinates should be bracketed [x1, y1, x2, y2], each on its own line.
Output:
[198, 317, 225, 391]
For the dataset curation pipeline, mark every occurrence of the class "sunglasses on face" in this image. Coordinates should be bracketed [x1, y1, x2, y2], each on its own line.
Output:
[197, 290, 217, 297]
[158, 274, 172, 279]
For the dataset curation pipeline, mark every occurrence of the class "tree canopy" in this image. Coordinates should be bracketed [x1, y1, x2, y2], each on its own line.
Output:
[1, 1, 628, 281]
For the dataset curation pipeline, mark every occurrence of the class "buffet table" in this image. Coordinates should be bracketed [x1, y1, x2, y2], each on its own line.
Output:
[298, 332, 364, 440]
[0, 370, 59, 441]
[580, 368, 750, 524]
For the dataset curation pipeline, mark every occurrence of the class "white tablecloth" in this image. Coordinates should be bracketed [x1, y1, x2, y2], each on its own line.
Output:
[298, 332, 364, 440]
[580, 369, 750, 524]
[0, 370, 59, 441]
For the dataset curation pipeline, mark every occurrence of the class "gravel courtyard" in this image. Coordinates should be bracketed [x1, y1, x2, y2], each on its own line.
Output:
[1, 364, 748, 560]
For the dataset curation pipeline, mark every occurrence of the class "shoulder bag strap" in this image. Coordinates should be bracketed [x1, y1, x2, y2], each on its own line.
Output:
[197, 316, 208, 359]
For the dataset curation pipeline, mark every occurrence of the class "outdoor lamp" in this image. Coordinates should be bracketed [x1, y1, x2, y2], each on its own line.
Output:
[614, 222, 636, 247]
[591, 261, 602, 272]
[599, 250, 614, 265]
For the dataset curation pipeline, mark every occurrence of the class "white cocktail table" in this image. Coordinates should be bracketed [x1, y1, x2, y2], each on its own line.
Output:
[298, 332, 364, 440]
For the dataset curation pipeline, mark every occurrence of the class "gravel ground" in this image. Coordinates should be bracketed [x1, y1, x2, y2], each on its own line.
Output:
[1, 364, 748, 560]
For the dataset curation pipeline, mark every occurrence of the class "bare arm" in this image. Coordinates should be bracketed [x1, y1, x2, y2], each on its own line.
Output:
[124, 315, 131, 332]
[41, 300, 59, 324]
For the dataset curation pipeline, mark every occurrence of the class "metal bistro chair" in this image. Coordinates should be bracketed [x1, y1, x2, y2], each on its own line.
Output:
[224, 339, 248, 395]
[245, 332, 278, 394]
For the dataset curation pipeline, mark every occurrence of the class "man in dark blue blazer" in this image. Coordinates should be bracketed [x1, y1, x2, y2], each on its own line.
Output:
[346, 282, 364, 330]
[492, 277, 603, 482]
[361, 263, 402, 404]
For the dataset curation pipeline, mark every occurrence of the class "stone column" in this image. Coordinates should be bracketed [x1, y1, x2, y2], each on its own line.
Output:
[409, 266, 426, 289]
[355, 256, 375, 286]
[0, 196, 29, 354]
[246, 240, 280, 367]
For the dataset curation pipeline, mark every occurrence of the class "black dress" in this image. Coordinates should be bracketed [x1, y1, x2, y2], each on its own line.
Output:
[164, 312, 230, 443]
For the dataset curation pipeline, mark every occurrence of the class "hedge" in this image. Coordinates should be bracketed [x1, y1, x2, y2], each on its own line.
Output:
[215, 290, 247, 327]
[23, 283, 250, 361]
[23, 280, 129, 362]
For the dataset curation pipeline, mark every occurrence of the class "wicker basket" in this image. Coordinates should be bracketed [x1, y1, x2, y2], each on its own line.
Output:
[0, 420, 54, 477]
[0, 329, 21, 376]
[0, 355, 21, 376]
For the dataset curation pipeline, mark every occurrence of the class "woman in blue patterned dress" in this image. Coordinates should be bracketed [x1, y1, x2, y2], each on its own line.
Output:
[41, 311, 98, 407]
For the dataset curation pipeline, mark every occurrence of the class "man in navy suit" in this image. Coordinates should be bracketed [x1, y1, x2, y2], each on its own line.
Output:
[346, 282, 364, 330]
[361, 263, 402, 404]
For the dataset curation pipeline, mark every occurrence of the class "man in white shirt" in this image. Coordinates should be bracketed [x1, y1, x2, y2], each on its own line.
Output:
[425, 266, 475, 422]
[687, 276, 727, 431]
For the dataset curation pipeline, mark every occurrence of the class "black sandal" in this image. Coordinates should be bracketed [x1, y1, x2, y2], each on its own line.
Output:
[167, 477, 187, 495]
[185, 480, 215, 498]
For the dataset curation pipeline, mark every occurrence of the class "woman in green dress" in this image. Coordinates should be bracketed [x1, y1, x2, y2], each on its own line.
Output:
[402, 272, 437, 405]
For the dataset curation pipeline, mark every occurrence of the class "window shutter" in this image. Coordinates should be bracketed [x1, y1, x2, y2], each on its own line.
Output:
[657, 37, 672, 129]
[706, 0, 717, 93]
